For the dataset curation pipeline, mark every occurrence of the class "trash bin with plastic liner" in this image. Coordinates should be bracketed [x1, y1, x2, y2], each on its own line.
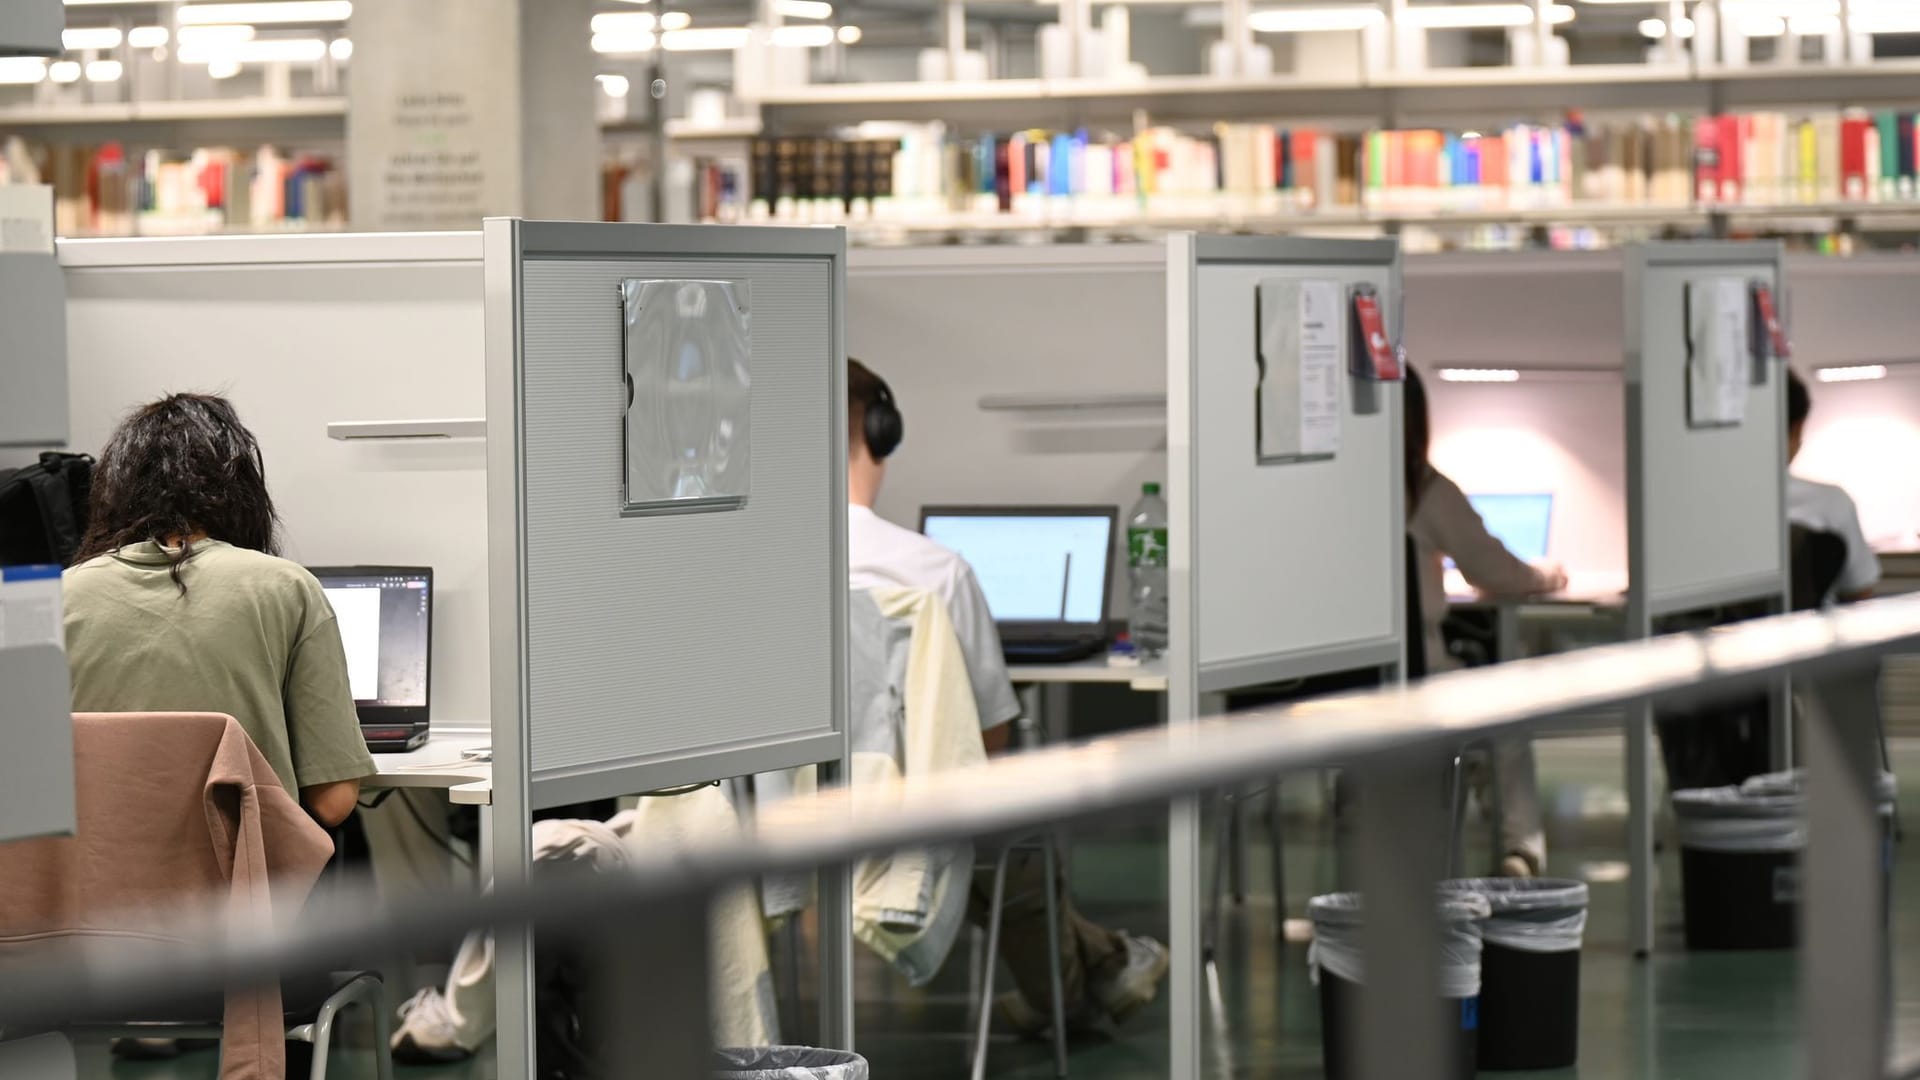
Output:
[1308, 891, 1492, 1080]
[1443, 878, 1589, 1071]
[714, 1047, 869, 1080]
[1673, 769, 1898, 951]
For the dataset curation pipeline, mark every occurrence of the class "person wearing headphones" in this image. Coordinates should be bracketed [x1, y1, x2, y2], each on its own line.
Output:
[846, 359, 1169, 1037]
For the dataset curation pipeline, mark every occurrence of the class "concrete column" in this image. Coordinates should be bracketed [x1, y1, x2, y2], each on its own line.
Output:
[349, 0, 598, 230]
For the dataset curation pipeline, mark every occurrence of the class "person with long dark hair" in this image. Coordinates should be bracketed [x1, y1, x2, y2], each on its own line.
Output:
[63, 393, 373, 828]
[1405, 367, 1566, 876]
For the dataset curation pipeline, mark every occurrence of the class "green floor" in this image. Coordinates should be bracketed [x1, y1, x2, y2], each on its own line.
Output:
[81, 736, 1919, 1079]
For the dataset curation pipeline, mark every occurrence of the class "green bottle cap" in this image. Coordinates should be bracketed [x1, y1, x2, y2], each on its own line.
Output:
[1143, 482, 1161, 495]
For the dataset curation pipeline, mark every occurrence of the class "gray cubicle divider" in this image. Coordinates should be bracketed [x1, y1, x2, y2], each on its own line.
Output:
[1623, 240, 1790, 958]
[0, 644, 73, 845]
[1164, 234, 1406, 1080]
[483, 219, 852, 1076]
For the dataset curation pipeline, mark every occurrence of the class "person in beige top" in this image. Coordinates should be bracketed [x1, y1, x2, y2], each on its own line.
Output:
[1405, 368, 1565, 876]
[63, 393, 374, 829]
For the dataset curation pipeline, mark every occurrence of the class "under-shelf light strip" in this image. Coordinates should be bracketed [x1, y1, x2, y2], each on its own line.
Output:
[1816, 365, 1890, 384]
[1438, 368, 1522, 383]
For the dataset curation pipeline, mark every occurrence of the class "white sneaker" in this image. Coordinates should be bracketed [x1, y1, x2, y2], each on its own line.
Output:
[1091, 932, 1170, 1024]
[391, 933, 497, 1062]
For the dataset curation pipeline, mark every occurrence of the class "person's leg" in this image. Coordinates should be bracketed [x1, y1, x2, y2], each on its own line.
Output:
[1494, 738, 1547, 874]
[970, 844, 1095, 1012]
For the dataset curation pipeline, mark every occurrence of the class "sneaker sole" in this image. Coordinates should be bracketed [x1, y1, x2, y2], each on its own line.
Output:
[1102, 946, 1173, 1024]
[391, 1035, 477, 1065]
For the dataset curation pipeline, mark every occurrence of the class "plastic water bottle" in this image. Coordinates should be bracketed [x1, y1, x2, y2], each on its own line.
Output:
[1127, 482, 1170, 655]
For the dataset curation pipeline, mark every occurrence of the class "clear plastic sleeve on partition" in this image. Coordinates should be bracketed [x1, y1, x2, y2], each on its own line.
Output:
[620, 278, 753, 514]
[1442, 878, 1590, 954]
[1306, 891, 1492, 999]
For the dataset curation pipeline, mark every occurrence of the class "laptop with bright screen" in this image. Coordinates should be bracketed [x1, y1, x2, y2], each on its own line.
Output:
[307, 565, 433, 751]
[919, 506, 1118, 661]
[1464, 493, 1554, 563]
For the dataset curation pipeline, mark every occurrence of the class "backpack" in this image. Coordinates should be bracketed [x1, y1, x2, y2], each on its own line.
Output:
[0, 452, 93, 567]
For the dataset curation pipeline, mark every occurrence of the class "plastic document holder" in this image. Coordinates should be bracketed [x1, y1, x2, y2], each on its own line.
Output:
[1255, 277, 1344, 464]
[619, 278, 753, 515]
[1684, 277, 1751, 430]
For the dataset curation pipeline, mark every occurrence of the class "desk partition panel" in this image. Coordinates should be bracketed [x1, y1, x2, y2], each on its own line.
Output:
[484, 219, 851, 1078]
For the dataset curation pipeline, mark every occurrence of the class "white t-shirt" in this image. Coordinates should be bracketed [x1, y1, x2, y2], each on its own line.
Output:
[848, 504, 1022, 731]
[1788, 475, 1882, 601]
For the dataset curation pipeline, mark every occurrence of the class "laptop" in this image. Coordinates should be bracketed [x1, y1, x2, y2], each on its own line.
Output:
[1465, 493, 1554, 563]
[919, 505, 1119, 663]
[307, 565, 434, 752]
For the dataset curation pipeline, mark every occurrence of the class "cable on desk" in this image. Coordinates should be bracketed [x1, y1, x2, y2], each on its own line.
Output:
[356, 788, 475, 870]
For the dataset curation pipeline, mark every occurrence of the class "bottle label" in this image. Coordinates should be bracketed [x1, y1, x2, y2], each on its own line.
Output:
[1129, 526, 1169, 568]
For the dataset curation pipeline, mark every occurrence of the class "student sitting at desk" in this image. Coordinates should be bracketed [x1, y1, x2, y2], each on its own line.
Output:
[846, 360, 1169, 1036]
[1787, 370, 1881, 604]
[63, 393, 375, 827]
[1405, 368, 1566, 877]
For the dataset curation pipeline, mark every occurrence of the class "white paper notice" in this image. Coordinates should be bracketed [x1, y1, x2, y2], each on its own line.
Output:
[1256, 278, 1345, 461]
[0, 184, 54, 255]
[1687, 277, 1751, 428]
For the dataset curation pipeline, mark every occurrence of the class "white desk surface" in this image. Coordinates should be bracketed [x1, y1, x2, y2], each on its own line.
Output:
[362, 729, 493, 806]
[1007, 657, 1169, 692]
[1448, 570, 1630, 611]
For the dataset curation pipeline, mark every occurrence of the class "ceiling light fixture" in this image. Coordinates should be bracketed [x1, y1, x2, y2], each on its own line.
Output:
[128, 25, 170, 48]
[1437, 368, 1522, 383]
[597, 73, 631, 97]
[771, 23, 836, 45]
[62, 27, 124, 50]
[1853, 10, 1920, 32]
[1401, 3, 1574, 27]
[1248, 6, 1386, 32]
[592, 30, 657, 53]
[176, 24, 257, 45]
[84, 58, 123, 81]
[1638, 16, 1665, 36]
[178, 36, 328, 63]
[48, 60, 82, 82]
[591, 11, 655, 33]
[208, 56, 241, 77]
[660, 11, 692, 29]
[836, 23, 863, 42]
[178, 2, 352, 25]
[660, 26, 751, 50]
[0, 58, 47, 83]
[1816, 364, 1889, 383]
[775, 0, 834, 19]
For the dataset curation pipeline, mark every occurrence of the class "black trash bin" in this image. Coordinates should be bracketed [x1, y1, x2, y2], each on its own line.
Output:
[714, 1047, 869, 1080]
[1308, 891, 1491, 1080]
[1444, 878, 1589, 1071]
[1674, 769, 1897, 950]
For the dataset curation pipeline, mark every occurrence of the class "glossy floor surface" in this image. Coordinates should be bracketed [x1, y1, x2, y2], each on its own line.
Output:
[78, 735, 1917, 1079]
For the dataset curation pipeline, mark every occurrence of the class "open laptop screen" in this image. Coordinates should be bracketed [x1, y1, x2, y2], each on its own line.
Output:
[1464, 493, 1554, 564]
[308, 566, 432, 713]
[920, 508, 1116, 628]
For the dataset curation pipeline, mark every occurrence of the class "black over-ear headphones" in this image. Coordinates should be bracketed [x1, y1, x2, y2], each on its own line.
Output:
[865, 374, 904, 460]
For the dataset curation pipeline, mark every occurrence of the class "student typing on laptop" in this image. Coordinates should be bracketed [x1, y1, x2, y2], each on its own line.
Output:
[846, 360, 1169, 1037]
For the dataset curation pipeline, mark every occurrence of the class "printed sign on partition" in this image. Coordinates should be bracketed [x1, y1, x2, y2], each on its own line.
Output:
[1256, 278, 1344, 463]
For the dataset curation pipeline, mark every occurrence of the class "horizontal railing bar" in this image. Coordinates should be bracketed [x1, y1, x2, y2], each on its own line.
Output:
[3, 594, 1920, 1026]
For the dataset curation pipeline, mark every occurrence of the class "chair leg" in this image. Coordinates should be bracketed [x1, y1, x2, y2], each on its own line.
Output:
[1447, 753, 1469, 880]
[1040, 840, 1070, 1080]
[1227, 793, 1247, 904]
[1265, 778, 1287, 944]
[971, 850, 1012, 1080]
[1487, 748, 1505, 874]
[1204, 794, 1228, 963]
[368, 978, 395, 1080]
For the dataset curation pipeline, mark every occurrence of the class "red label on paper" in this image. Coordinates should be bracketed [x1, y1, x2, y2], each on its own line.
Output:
[1752, 284, 1791, 359]
[1352, 289, 1401, 380]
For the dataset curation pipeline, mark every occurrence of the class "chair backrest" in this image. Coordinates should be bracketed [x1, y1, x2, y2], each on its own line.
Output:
[1790, 523, 1849, 612]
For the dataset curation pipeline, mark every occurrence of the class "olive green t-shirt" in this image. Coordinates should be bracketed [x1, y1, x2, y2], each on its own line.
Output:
[62, 539, 375, 796]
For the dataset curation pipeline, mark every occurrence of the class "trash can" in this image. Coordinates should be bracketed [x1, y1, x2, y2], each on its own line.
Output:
[1443, 878, 1589, 1071]
[1673, 769, 1897, 951]
[714, 1047, 869, 1080]
[1308, 891, 1491, 1080]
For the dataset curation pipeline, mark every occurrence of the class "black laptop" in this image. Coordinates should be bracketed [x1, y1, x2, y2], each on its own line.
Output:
[307, 565, 434, 752]
[919, 505, 1119, 663]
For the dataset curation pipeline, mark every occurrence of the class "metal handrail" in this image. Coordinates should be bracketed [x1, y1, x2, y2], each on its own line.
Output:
[4, 594, 1920, 1070]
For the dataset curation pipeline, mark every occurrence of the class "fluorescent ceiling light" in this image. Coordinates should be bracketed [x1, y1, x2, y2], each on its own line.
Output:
[0, 59, 48, 84]
[836, 23, 863, 42]
[776, 0, 834, 18]
[329, 37, 351, 59]
[661, 11, 692, 29]
[771, 23, 835, 45]
[1816, 365, 1889, 383]
[1739, 13, 1786, 34]
[660, 26, 751, 50]
[1249, 6, 1385, 31]
[591, 11, 655, 33]
[48, 60, 82, 82]
[1438, 368, 1521, 383]
[178, 2, 352, 25]
[1789, 12, 1839, 32]
[128, 25, 170, 48]
[1638, 16, 1665, 36]
[85, 58, 123, 81]
[597, 73, 631, 97]
[208, 57, 241, 78]
[1402, 3, 1574, 27]
[62, 27, 123, 50]
[1854, 10, 1920, 32]
[177, 24, 258, 45]
[592, 30, 657, 53]
[178, 36, 327, 63]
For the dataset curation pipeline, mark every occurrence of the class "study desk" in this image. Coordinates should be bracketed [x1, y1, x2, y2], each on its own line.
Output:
[361, 729, 494, 877]
[1008, 657, 1170, 746]
[1448, 572, 1631, 665]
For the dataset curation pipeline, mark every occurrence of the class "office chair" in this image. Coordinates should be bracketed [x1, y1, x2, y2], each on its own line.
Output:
[74, 976, 394, 1080]
[969, 835, 1070, 1080]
